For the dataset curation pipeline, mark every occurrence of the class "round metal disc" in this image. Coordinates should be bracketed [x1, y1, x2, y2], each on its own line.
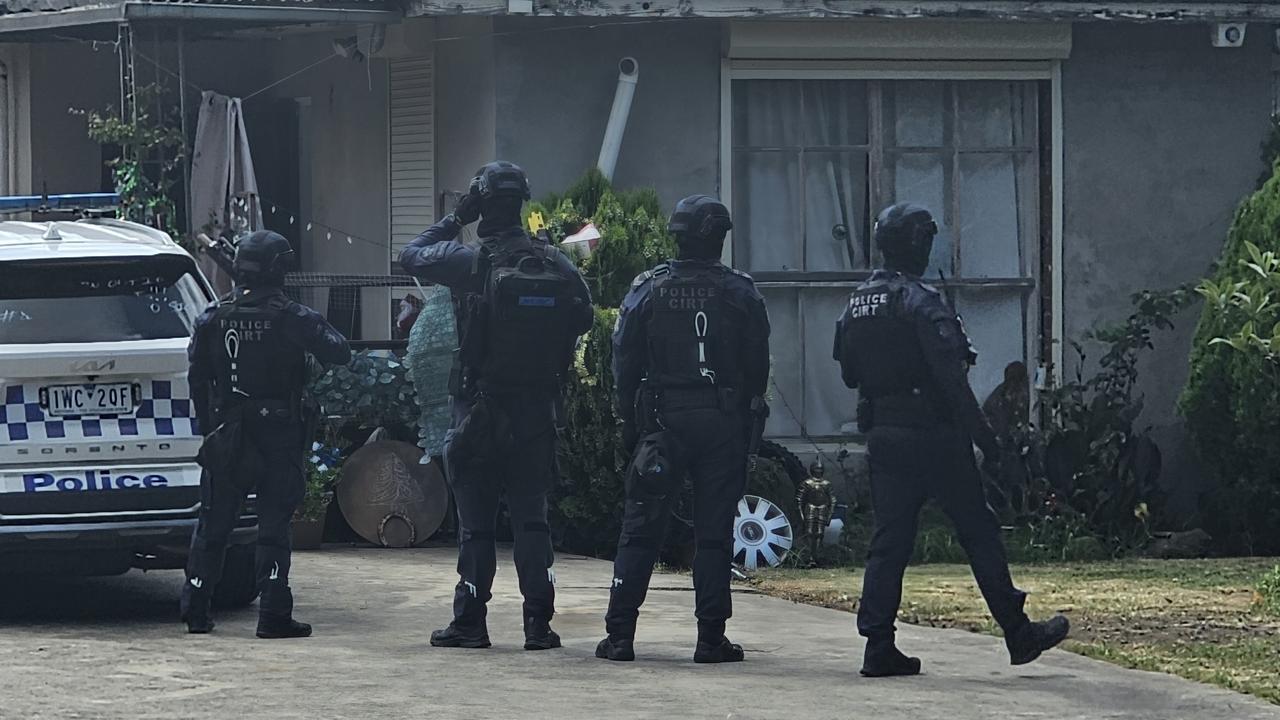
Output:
[733, 495, 794, 570]
[336, 440, 448, 548]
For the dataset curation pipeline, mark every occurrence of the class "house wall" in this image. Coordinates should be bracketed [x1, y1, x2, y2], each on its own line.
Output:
[1060, 22, 1275, 513]
[434, 17, 497, 204]
[490, 17, 723, 208]
[27, 41, 116, 194]
[17, 32, 391, 335]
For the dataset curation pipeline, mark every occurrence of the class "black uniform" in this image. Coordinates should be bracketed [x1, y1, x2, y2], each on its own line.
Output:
[834, 270, 1028, 644]
[185, 286, 350, 623]
[399, 215, 593, 635]
[606, 259, 770, 646]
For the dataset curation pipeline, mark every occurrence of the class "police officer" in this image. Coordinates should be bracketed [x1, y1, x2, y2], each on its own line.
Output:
[183, 230, 351, 637]
[399, 161, 593, 651]
[597, 195, 770, 664]
[833, 203, 1069, 676]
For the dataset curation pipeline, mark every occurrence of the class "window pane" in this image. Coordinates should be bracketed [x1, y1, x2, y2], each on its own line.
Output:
[886, 81, 945, 148]
[957, 82, 1035, 148]
[733, 80, 804, 147]
[955, 289, 1026, 403]
[803, 80, 869, 147]
[761, 288, 802, 437]
[733, 151, 802, 271]
[959, 153, 1034, 278]
[803, 288, 860, 437]
[805, 151, 869, 270]
[885, 152, 954, 276]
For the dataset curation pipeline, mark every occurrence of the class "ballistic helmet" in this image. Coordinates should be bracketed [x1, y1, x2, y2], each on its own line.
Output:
[233, 230, 295, 287]
[668, 195, 732, 259]
[470, 161, 532, 201]
[874, 203, 937, 276]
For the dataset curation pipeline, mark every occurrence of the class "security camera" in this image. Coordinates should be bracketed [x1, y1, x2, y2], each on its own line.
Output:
[1211, 23, 1247, 48]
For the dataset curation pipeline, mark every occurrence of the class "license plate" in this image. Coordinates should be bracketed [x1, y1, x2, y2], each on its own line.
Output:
[40, 383, 135, 417]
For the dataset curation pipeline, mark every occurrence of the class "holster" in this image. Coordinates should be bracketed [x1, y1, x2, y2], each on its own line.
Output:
[625, 430, 686, 501]
[197, 407, 245, 475]
[449, 396, 514, 483]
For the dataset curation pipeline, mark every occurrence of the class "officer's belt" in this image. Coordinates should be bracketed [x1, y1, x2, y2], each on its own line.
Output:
[871, 392, 941, 428]
[656, 386, 737, 411]
[226, 397, 296, 421]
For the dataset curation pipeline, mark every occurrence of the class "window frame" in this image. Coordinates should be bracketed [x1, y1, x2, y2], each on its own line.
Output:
[719, 59, 1064, 440]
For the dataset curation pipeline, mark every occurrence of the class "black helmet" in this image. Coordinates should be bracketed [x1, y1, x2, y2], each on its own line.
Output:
[233, 230, 295, 286]
[874, 203, 937, 275]
[668, 194, 732, 247]
[470, 161, 532, 201]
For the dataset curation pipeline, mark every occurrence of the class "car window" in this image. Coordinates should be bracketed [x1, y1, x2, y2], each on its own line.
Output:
[0, 256, 210, 344]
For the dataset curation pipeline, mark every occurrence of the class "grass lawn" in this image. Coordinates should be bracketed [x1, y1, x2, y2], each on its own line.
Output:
[748, 558, 1280, 704]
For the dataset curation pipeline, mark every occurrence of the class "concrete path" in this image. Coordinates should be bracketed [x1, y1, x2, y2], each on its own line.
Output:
[0, 547, 1275, 720]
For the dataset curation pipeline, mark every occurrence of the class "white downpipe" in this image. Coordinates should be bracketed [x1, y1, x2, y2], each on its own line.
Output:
[596, 57, 639, 182]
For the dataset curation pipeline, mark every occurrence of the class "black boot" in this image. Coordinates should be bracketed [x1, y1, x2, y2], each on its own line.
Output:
[523, 617, 562, 651]
[860, 640, 922, 677]
[595, 636, 635, 662]
[430, 622, 492, 649]
[256, 616, 313, 639]
[693, 636, 745, 664]
[180, 579, 214, 634]
[1006, 615, 1070, 665]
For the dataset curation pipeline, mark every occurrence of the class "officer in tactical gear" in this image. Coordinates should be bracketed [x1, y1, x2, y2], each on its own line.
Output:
[183, 230, 351, 637]
[399, 161, 593, 651]
[597, 195, 771, 664]
[833, 203, 1069, 676]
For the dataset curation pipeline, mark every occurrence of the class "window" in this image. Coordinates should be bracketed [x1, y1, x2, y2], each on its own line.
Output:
[731, 77, 1043, 440]
[0, 257, 209, 344]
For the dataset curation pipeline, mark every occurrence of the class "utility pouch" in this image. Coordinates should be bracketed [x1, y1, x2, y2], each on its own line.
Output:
[625, 430, 686, 502]
[197, 408, 245, 475]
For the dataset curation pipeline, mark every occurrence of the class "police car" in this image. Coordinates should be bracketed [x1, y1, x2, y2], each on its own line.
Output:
[0, 194, 257, 607]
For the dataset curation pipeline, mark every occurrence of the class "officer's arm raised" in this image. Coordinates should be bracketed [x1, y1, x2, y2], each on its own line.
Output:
[913, 297, 998, 457]
[398, 216, 475, 287]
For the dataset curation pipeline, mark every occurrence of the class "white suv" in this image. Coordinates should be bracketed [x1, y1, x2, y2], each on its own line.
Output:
[0, 216, 257, 607]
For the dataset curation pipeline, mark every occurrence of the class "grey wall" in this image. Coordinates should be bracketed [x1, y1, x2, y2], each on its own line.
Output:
[491, 18, 723, 209]
[1061, 23, 1274, 513]
[28, 42, 116, 194]
[435, 17, 497, 204]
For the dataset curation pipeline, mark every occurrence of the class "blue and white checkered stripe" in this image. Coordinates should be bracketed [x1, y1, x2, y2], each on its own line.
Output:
[2, 380, 200, 443]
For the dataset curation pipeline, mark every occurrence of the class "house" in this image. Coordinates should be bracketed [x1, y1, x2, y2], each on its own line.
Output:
[2, 0, 1277, 508]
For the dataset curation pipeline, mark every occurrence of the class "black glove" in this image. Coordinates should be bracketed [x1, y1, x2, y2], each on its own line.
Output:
[453, 192, 481, 226]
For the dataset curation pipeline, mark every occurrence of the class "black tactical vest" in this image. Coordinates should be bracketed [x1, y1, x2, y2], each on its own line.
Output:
[645, 264, 744, 391]
[207, 292, 305, 408]
[837, 276, 933, 400]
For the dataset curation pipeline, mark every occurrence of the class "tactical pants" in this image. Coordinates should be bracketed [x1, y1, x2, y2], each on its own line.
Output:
[186, 417, 305, 619]
[606, 406, 746, 642]
[857, 424, 1028, 642]
[443, 393, 557, 628]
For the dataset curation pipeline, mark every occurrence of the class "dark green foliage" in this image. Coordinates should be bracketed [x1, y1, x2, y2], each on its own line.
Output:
[1258, 114, 1280, 189]
[72, 83, 187, 243]
[309, 351, 418, 432]
[1037, 287, 1194, 551]
[1181, 161, 1280, 555]
[553, 308, 629, 557]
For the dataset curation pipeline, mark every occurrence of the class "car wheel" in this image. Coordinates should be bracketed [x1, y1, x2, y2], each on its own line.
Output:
[212, 545, 259, 610]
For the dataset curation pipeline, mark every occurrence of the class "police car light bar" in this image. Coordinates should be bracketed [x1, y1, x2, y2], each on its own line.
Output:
[0, 192, 121, 213]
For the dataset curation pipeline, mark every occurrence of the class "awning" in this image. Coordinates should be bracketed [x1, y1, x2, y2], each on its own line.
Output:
[0, 0, 402, 40]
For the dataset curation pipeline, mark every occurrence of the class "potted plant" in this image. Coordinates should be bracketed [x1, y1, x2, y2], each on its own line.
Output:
[292, 443, 341, 550]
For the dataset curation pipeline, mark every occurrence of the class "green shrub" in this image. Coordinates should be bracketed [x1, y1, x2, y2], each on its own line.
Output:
[1257, 565, 1280, 616]
[553, 307, 629, 557]
[1181, 161, 1280, 555]
[309, 350, 418, 432]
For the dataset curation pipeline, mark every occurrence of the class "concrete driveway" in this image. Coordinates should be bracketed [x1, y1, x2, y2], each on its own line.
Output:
[0, 547, 1276, 720]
